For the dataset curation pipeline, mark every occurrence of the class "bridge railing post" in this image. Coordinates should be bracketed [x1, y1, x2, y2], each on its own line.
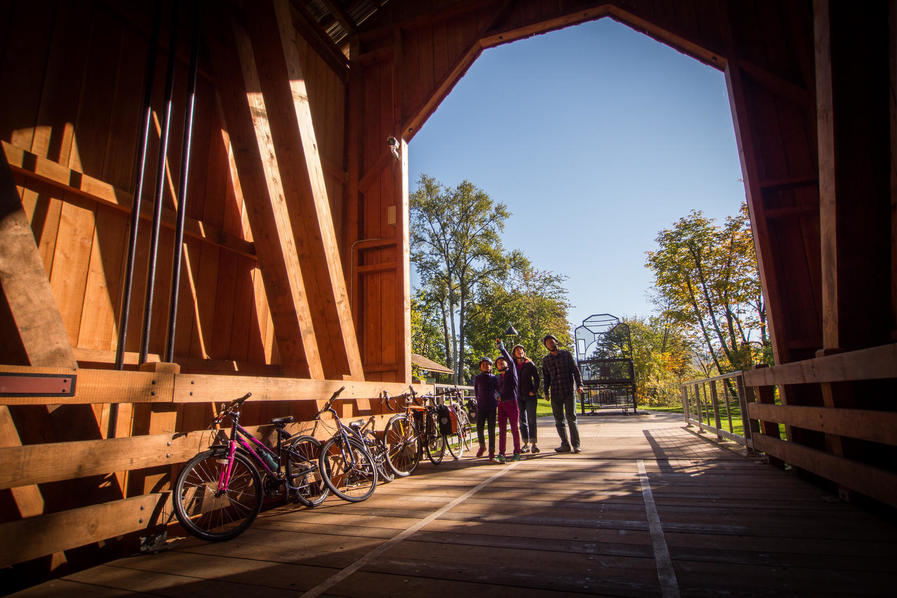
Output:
[709, 380, 722, 440]
[736, 373, 754, 452]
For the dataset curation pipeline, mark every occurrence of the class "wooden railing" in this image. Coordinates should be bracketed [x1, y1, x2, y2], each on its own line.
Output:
[0, 364, 432, 568]
[682, 343, 897, 508]
[681, 371, 753, 449]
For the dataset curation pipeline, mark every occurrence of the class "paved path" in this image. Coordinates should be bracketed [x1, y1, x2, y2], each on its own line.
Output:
[12, 412, 897, 597]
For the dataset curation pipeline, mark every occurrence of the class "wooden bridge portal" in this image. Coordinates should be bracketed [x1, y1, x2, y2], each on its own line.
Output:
[1, 0, 895, 587]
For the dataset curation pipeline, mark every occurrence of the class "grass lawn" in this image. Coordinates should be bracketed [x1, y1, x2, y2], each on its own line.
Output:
[639, 405, 684, 414]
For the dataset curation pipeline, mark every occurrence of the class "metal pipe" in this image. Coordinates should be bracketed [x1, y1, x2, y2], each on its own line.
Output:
[139, 9, 180, 364]
[114, 2, 162, 372]
[165, 0, 200, 363]
[110, 2, 162, 440]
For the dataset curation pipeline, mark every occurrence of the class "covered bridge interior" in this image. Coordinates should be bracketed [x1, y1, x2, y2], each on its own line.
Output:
[1, 0, 895, 587]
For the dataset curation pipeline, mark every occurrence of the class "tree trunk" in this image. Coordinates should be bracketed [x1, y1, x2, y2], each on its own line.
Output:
[439, 298, 452, 372]
[458, 285, 467, 384]
[448, 297, 458, 384]
[690, 245, 735, 366]
[685, 275, 724, 374]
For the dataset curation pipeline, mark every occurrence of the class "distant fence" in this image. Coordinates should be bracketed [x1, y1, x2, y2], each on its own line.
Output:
[681, 343, 897, 508]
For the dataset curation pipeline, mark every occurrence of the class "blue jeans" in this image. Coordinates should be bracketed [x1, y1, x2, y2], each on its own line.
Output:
[551, 395, 580, 448]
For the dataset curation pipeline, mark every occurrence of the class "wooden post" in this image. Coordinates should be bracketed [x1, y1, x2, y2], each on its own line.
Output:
[756, 385, 784, 468]
[724, 380, 734, 434]
[815, 0, 839, 351]
[681, 386, 690, 424]
[736, 374, 754, 451]
[709, 380, 722, 440]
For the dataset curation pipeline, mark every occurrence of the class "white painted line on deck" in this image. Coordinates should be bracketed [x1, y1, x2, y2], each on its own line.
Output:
[637, 458, 680, 598]
[299, 461, 522, 598]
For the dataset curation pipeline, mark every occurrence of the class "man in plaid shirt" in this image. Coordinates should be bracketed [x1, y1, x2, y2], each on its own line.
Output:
[542, 334, 584, 453]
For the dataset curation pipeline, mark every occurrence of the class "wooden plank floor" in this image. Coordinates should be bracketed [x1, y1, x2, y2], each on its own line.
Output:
[11, 413, 897, 597]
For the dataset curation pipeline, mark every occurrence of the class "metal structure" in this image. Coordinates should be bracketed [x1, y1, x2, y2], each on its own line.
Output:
[573, 314, 637, 415]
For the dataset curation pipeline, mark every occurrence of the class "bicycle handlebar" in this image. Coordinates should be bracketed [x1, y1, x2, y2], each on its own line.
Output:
[211, 392, 252, 425]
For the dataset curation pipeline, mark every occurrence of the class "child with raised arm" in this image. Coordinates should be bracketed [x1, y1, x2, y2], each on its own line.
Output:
[494, 339, 522, 463]
[473, 356, 499, 461]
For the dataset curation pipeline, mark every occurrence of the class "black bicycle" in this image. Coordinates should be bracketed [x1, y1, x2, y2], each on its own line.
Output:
[309, 387, 379, 502]
[172, 393, 324, 541]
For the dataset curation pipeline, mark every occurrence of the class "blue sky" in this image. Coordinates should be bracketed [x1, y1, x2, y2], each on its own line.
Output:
[408, 18, 746, 331]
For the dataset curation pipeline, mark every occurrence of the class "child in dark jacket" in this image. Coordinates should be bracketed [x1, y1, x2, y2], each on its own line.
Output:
[473, 356, 499, 460]
[494, 339, 522, 463]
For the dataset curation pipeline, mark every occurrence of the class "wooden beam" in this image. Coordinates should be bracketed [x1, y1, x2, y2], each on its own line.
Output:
[401, 1, 514, 139]
[0, 366, 168, 406]
[319, 0, 357, 36]
[720, 2, 789, 364]
[892, 0, 897, 339]
[204, 9, 323, 378]
[742, 343, 897, 386]
[0, 153, 77, 368]
[0, 364, 431, 406]
[3, 141, 257, 259]
[0, 493, 167, 568]
[753, 435, 897, 509]
[170, 372, 430, 404]
[748, 403, 897, 446]
[814, 0, 839, 350]
[288, 0, 350, 80]
[398, 138, 411, 383]
[261, 0, 364, 380]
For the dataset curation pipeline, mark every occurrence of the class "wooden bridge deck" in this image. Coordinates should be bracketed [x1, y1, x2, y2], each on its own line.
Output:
[11, 413, 897, 597]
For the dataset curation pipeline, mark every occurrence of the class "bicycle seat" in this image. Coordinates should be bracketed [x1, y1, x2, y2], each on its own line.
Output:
[271, 416, 294, 426]
[349, 420, 364, 430]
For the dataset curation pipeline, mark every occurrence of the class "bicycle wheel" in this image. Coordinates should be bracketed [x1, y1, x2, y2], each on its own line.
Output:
[458, 409, 473, 453]
[425, 409, 446, 465]
[364, 429, 394, 483]
[319, 436, 377, 502]
[286, 435, 329, 506]
[445, 409, 467, 460]
[384, 414, 421, 476]
[173, 449, 263, 541]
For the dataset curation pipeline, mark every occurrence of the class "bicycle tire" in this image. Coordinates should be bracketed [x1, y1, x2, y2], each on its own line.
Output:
[425, 409, 446, 465]
[445, 408, 469, 459]
[173, 449, 263, 542]
[319, 436, 377, 502]
[384, 413, 421, 476]
[286, 435, 329, 506]
[458, 409, 473, 453]
[363, 429, 394, 483]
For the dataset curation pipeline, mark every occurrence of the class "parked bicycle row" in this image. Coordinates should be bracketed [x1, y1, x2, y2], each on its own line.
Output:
[171, 384, 474, 542]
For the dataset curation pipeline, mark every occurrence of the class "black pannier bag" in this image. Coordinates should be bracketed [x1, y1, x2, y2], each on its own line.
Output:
[436, 404, 453, 435]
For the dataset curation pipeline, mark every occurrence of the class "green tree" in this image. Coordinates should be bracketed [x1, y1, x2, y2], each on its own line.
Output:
[624, 315, 700, 406]
[410, 290, 446, 379]
[410, 175, 510, 382]
[465, 259, 572, 383]
[645, 204, 770, 375]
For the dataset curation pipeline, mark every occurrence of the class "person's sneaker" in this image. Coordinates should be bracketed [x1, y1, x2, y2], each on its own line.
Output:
[555, 444, 572, 453]
[495, 454, 506, 464]
[511, 452, 521, 461]
[531, 445, 540, 454]
[488, 457, 498, 464]
[573, 446, 582, 454]
[521, 442, 529, 453]
[476, 446, 485, 458]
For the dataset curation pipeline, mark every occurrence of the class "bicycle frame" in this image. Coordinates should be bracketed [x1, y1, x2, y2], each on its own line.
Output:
[214, 411, 283, 493]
